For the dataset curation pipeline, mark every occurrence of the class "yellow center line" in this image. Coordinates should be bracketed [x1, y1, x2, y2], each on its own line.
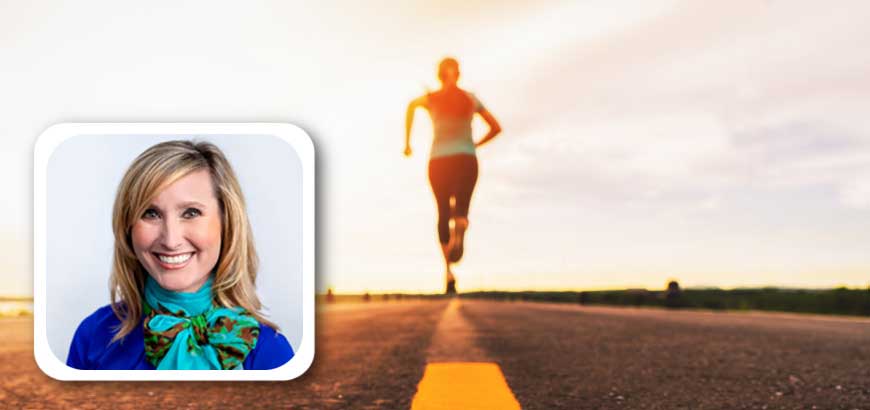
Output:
[411, 362, 522, 410]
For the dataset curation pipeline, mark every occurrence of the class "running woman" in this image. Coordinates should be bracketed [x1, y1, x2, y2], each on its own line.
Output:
[404, 57, 502, 294]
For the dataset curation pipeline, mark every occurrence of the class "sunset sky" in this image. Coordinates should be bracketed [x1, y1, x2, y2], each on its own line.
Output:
[2, 1, 870, 295]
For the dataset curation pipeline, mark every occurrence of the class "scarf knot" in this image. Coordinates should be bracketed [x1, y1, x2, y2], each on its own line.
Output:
[142, 276, 260, 370]
[189, 314, 209, 345]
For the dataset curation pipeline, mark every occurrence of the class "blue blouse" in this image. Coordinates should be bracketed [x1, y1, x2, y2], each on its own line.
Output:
[67, 305, 294, 370]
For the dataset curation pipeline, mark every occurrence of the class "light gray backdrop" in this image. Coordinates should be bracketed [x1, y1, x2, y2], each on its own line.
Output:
[46, 133, 303, 362]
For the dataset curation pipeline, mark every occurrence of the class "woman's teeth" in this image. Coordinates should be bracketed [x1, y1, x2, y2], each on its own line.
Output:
[157, 253, 193, 264]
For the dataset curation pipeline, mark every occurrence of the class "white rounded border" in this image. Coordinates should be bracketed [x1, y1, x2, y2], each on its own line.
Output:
[33, 123, 315, 381]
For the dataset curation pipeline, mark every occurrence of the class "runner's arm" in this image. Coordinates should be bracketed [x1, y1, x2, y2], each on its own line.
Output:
[474, 107, 502, 149]
[405, 96, 427, 156]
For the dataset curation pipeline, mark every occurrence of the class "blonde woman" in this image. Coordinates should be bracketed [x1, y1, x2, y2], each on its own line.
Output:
[67, 140, 293, 370]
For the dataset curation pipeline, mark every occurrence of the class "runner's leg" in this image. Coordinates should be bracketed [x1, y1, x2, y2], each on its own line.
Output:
[449, 155, 478, 263]
[428, 158, 456, 293]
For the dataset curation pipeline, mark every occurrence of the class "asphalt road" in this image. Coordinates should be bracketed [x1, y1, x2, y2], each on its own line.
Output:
[2, 299, 869, 409]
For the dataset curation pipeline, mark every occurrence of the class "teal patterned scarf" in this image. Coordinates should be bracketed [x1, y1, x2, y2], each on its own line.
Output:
[143, 276, 260, 370]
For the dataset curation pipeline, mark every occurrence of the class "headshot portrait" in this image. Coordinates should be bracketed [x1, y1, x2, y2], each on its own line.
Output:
[34, 124, 315, 380]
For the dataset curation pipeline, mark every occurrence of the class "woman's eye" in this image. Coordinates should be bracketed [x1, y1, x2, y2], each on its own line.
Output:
[182, 208, 202, 219]
[142, 209, 159, 219]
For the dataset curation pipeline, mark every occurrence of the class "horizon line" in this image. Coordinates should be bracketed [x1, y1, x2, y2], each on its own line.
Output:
[320, 284, 870, 296]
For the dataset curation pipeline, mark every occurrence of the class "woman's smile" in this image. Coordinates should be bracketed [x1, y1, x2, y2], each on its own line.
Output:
[153, 252, 195, 269]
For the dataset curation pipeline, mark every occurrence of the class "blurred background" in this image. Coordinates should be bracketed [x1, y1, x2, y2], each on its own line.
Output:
[2, 0, 870, 298]
[3, 2, 870, 408]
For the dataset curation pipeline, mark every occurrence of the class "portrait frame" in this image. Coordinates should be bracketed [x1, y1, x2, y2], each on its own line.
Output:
[33, 123, 315, 381]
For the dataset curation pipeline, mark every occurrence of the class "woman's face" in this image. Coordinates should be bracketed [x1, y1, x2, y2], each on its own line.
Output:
[131, 169, 223, 293]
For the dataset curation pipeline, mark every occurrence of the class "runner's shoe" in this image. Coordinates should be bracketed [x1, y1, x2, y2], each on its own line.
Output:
[445, 279, 457, 295]
[445, 272, 457, 295]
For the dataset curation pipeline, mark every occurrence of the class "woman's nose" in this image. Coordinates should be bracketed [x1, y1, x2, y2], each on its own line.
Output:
[159, 218, 184, 250]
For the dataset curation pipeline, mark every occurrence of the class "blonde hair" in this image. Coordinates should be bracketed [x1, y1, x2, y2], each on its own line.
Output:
[109, 140, 276, 341]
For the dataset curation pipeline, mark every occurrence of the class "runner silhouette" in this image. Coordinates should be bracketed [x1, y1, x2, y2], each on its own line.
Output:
[405, 57, 502, 294]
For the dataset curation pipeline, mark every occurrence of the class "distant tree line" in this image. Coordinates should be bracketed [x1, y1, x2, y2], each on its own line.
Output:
[461, 286, 870, 317]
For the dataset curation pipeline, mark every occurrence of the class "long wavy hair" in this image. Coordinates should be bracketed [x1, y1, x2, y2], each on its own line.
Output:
[109, 140, 276, 342]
